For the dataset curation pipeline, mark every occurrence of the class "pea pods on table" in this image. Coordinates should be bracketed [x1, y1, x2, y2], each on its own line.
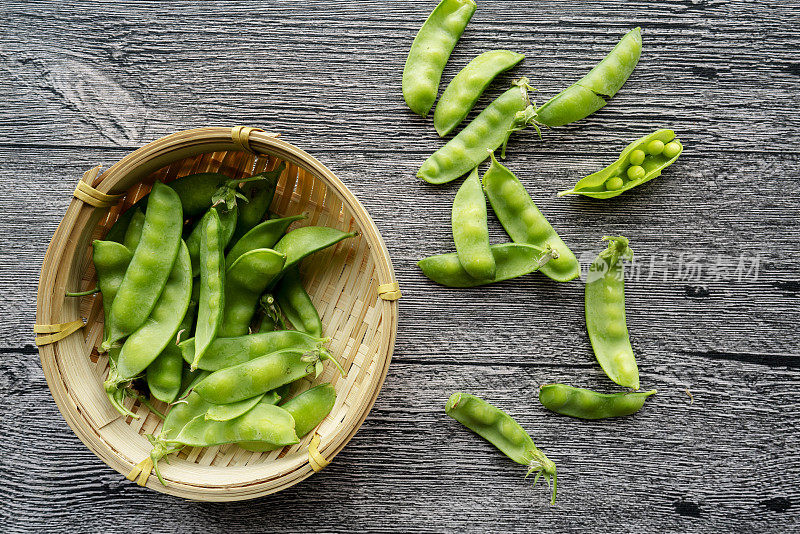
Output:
[231, 162, 286, 243]
[180, 330, 327, 371]
[403, 0, 477, 117]
[539, 384, 655, 419]
[272, 226, 357, 283]
[418, 243, 555, 288]
[434, 49, 525, 137]
[533, 27, 642, 128]
[585, 236, 639, 389]
[482, 152, 580, 282]
[451, 167, 495, 280]
[194, 348, 344, 405]
[186, 206, 238, 276]
[274, 267, 323, 338]
[558, 130, 683, 198]
[445, 392, 557, 505]
[92, 240, 133, 346]
[418, 79, 532, 185]
[192, 208, 226, 370]
[226, 214, 306, 269]
[218, 248, 286, 337]
[102, 182, 183, 351]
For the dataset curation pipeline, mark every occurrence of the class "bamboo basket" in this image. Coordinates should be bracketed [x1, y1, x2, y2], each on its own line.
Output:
[35, 127, 400, 501]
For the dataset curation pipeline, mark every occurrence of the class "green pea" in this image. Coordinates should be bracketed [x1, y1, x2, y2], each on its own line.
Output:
[186, 206, 238, 277]
[102, 182, 183, 351]
[192, 209, 226, 370]
[274, 267, 323, 338]
[123, 208, 145, 252]
[605, 176, 624, 190]
[204, 392, 275, 422]
[146, 343, 185, 404]
[418, 79, 532, 184]
[539, 384, 656, 420]
[232, 162, 285, 243]
[418, 243, 555, 288]
[92, 240, 133, 346]
[452, 168, 495, 280]
[663, 141, 681, 159]
[226, 214, 306, 269]
[629, 149, 645, 166]
[403, 0, 476, 117]
[585, 236, 639, 389]
[218, 248, 286, 338]
[626, 165, 645, 180]
[272, 226, 358, 284]
[482, 152, 580, 282]
[445, 392, 557, 505]
[433, 49, 525, 137]
[646, 139, 664, 155]
[265, 383, 335, 440]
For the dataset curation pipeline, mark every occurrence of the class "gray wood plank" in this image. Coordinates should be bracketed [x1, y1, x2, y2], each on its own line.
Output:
[0, 0, 798, 531]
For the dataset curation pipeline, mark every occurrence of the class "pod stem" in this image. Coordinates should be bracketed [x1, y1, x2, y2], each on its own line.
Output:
[502, 104, 544, 158]
[65, 287, 100, 297]
[525, 448, 558, 505]
[134, 394, 166, 420]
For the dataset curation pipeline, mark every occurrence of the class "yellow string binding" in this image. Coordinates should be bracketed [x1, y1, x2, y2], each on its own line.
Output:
[377, 281, 402, 301]
[34, 319, 85, 346]
[308, 433, 330, 472]
[73, 166, 124, 208]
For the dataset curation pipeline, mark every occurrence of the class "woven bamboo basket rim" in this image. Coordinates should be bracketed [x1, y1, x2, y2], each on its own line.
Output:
[35, 127, 399, 501]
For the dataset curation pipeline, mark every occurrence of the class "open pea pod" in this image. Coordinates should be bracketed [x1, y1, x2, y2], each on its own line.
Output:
[558, 129, 683, 199]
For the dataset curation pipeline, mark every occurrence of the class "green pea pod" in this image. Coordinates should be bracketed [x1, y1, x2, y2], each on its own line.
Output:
[274, 267, 323, 338]
[558, 130, 683, 198]
[434, 49, 525, 137]
[186, 206, 238, 277]
[194, 348, 344, 405]
[418, 243, 555, 288]
[204, 392, 274, 422]
[418, 79, 532, 185]
[192, 209, 226, 370]
[232, 162, 286, 243]
[92, 240, 133, 346]
[102, 182, 183, 351]
[122, 208, 145, 252]
[585, 236, 639, 389]
[179, 367, 210, 398]
[482, 152, 580, 282]
[452, 167, 495, 280]
[226, 214, 306, 269]
[533, 27, 642, 128]
[104, 207, 137, 243]
[402, 0, 477, 117]
[539, 384, 656, 419]
[238, 383, 336, 451]
[110, 240, 192, 384]
[180, 330, 327, 371]
[146, 343, 185, 404]
[445, 392, 557, 505]
[218, 248, 287, 338]
[272, 226, 358, 283]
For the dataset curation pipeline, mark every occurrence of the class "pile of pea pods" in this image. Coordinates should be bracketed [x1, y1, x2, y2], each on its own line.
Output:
[404, 0, 685, 503]
[84, 166, 355, 485]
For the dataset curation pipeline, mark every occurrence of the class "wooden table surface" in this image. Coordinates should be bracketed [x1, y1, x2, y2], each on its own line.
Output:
[1, 1, 798, 532]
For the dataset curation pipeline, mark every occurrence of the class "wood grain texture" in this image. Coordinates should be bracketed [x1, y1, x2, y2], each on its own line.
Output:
[1, 0, 799, 531]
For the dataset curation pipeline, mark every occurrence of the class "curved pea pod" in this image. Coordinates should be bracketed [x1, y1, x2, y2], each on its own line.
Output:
[192, 209, 226, 370]
[533, 27, 642, 128]
[272, 226, 358, 281]
[539, 384, 655, 420]
[204, 391, 278, 422]
[104, 207, 137, 243]
[452, 167, 495, 280]
[434, 49, 525, 137]
[585, 236, 639, 389]
[558, 130, 683, 199]
[180, 330, 327, 371]
[217, 248, 286, 338]
[445, 392, 557, 505]
[92, 240, 132, 346]
[274, 267, 323, 338]
[418, 79, 532, 185]
[194, 348, 344, 405]
[186, 206, 238, 276]
[232, 162, 286, 243]
[418, 243, 556, 288]
[226, 214, 306, 269]
[102, 182, 183, 351]
[402, 0, 477, 117]
[122, 208, 145, 252]
[111, 241, 192, 383]
[146, 343, 185, 404]
[482, 152, 580, 282]
[239, 383, 336, 452]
